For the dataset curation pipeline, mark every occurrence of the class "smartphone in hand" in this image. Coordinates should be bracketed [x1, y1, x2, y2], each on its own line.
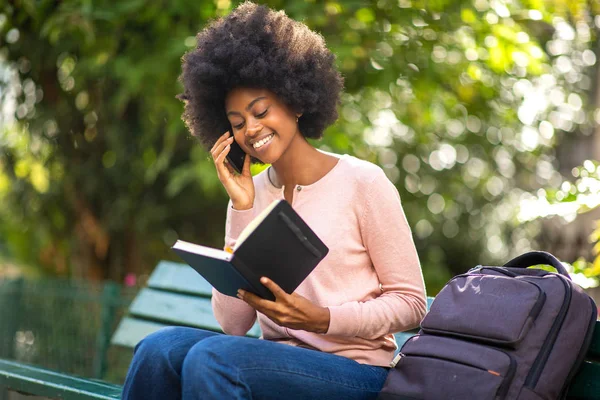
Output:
[225, 130, 246, 174]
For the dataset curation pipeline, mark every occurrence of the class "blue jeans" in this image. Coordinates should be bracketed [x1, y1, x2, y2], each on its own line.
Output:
[122, 326, 389, 399]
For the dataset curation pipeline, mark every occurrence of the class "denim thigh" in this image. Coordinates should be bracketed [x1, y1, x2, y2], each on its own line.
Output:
[182, 334, 389, 400]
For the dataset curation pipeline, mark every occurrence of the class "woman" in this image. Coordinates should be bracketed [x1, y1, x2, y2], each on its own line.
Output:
[122, 2, 426, 399]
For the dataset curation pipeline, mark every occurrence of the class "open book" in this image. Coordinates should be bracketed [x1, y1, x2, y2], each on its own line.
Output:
[172, 199, 329, 301]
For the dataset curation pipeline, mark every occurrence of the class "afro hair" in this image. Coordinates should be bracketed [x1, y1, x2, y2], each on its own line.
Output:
[177, 2, 344, 151]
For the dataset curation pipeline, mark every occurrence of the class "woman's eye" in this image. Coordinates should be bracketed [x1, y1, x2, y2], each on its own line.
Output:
[256, 109, 268, 118]
[233, 123, 244, 129]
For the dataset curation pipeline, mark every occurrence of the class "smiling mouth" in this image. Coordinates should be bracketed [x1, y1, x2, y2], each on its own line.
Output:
[252, 134, 274, 149]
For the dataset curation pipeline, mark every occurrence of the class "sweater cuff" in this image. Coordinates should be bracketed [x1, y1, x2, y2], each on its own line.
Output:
[225, 206, 255, 248]
[326, 303, 361, 337]
[211, 288, 256, 336]
[212, 287, 247, 307]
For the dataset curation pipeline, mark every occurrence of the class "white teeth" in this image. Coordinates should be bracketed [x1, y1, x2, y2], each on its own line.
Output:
[253, 134, 274, 149]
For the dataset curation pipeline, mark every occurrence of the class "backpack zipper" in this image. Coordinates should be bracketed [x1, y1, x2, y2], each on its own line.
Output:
[425, 271, 546, 347]
[398, 335, 517, 399]
[496, 349, 517, 400]
[390, 352, 404, 368]
[451, 267, 586, 395]
[523, 275, 571, 388]
[557, 296, 597, 399]
[396, 352, 516, 400]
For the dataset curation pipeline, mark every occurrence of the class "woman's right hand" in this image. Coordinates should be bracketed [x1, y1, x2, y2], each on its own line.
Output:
[211, 131, 254, 210]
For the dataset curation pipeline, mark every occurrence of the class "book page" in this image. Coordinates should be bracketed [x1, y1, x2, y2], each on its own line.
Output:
[173, 240, 233, 261]
[234, 199, 282, 251]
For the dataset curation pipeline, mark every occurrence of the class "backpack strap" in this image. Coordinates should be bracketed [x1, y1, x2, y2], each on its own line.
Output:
[502, 251, 571, 279]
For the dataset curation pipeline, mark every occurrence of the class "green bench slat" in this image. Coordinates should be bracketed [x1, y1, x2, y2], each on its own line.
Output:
[129, 288, 223, 329]
[2, 261, 599, 400]
[114, 288, 261, 348]
[393, 330, 419, 350]
[111, 317, 169, 348]
[588, 321, 600, 360]
[568, 360, 600, 399]
[0, 359, 121, 400]
[147, 260, 214, 297]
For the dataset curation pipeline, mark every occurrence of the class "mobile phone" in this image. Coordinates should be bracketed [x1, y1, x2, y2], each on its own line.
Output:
[225, 130, 246, 174]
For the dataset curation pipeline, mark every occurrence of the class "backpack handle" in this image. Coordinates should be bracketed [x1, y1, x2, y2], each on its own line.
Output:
[503, 251, 571, 279]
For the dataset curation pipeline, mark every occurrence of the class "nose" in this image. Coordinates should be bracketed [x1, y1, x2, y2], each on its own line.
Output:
[245, 118, 263, 138]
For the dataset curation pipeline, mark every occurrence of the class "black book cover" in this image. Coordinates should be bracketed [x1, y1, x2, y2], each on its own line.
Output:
[172, 199, 329, 301]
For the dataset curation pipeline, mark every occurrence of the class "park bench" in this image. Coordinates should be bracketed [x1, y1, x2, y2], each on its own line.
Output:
[1, 260, 599, 399]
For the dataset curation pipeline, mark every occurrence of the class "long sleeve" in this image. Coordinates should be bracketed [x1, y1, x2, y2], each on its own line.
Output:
[207, 156, 426, 367]
[326, 169, 427, 339]
[211, 201, 259, 336]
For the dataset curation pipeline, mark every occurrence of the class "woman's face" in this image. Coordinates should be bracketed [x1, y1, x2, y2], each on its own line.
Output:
[225, 87, 299, 165]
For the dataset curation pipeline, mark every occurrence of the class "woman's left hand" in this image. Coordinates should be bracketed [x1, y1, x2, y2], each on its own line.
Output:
[237, 277, 330, 334]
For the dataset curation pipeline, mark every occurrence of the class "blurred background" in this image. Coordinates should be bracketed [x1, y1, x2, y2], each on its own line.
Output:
[0, 0, 599, 386]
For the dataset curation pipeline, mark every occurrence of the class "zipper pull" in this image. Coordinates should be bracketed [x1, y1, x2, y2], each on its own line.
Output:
[390, 352, 405, 368]
[467, 265, 483, 274]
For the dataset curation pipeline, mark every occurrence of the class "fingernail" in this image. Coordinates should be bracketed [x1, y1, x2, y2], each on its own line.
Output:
[260, 277, 268, 284]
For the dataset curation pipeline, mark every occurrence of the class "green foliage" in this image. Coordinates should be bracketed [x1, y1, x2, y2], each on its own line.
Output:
[0, 0, 598, 293]
[1, 0, 231, 279]
[520, 160, 600, 287]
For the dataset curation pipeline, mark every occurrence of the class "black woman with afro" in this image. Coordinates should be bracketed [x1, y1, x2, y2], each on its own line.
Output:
[122, 2, 426, 399]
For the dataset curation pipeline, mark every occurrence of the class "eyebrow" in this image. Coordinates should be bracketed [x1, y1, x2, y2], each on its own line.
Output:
[226, 96, 267, 117]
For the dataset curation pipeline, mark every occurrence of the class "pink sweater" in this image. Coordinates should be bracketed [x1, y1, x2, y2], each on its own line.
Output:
[212, 153, 427, 367]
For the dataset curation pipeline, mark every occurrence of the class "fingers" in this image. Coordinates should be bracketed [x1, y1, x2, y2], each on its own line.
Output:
[214, 141, 231, 166]
[210, 131, 232, 154]
[241, 153, 251, 176]
[259, 277, 287, 300]
[211, 132, 234, 161]
[237, 278, 287, 316]
[237, 289, 274, 314]
[211, 131, 235, 177]
[237, 277, 286, 309]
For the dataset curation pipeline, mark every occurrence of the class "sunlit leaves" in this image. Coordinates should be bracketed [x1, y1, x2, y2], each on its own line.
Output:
[311, 0, 598, 281]
[524, 159, 600, 287]
[0, 0, 598, 289]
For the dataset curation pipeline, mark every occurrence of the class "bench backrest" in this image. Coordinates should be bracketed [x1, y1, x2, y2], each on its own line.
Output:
[111, 261, 261, 348]
[111, 261, 425, 348]
[111, 261, 600, 398]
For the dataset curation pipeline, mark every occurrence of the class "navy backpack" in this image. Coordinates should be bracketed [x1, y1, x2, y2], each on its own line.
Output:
[378, 251, 597, 400]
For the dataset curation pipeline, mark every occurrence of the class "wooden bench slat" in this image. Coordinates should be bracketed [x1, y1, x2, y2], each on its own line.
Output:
[0, 359, 121, 400]
[147, 260, 213, 297]
[111, 317, 168, 348]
